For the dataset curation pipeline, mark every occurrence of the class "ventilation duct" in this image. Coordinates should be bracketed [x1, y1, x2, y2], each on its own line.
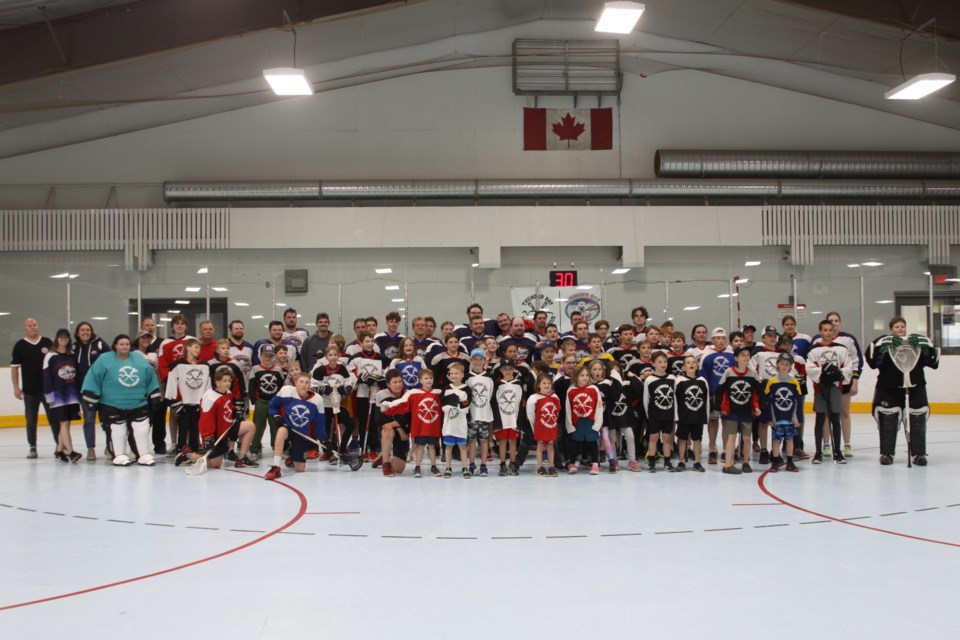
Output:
[163, 179, 960, 202]
[654, 150, 960, 179]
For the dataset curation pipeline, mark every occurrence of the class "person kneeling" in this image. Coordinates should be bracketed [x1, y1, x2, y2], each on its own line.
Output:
[264, 372, 326, 480]
[175, 368, 258, 470]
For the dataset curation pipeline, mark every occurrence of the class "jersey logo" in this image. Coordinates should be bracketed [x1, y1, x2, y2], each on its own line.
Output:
[653, 384, 674, 410]
[516, 346, 530, 362]
[185, 369, 205, 390]
[117, 365, 140, 388]
[384, 345, 399, 360]
[762, 358, 778, 378]
[684, 386, 704, 411]
[570, 391, 594, 418]
[712, 358, 730, 378]
[417, 396, 440, 423]
[729, 379, 752, 404]
[469, 381, 489, 408]
[222, 403, 235, 423]
[497, 387, 519, 415]
[400, 365, 420, 388]
[618, 353, 637, 370]
[57, 363, 77, 384]
[172, 343, 184, 360]
[540, 401, 559, 429]
[612, 394, 628, 417]
[233, 354, 252, 374]
[356, 361, 380, 379]
[820, 349, 839, 367]
[670, 360, 685, 376]
[288, 404, 311, 429]
[259, 377, 279, 395]
[773, 387, 795, 412]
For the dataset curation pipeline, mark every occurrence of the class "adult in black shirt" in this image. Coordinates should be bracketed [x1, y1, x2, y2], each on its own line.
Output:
[10, 318, 55, 458]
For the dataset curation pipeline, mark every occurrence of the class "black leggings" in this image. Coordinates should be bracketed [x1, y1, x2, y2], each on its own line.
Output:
[570, 439, 599, 464]
[176, 405, 201, 452]
[814, 412, 841, 454]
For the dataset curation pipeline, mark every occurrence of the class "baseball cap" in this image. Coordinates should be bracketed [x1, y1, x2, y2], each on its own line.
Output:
[741, 324, 757, 333]
[711, 327, 726, 338]
[136, 330, 153, 341]
[776, 352, 794, 365]
[469, 348, 486, 359]
[259, 344, 276, 357]
[499, 358, 516, 369]
[734, 346, 752, 358]
[540, 340, 557, 350]
[762, 325, 778, 336]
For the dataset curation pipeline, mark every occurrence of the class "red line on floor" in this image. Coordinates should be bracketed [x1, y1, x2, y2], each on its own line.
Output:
[757, 471, 960, 548]
[0, 469, 308, 611]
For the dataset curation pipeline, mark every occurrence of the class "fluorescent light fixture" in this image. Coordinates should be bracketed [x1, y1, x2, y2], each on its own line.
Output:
[197, 267, 208, 274]
[275, 303, 286, 307]
[734, 278, 749, 284]
[397, 307, 406, 311]
[555, 298, 569, 302]
[391, 298, 405, 303]
[106, 264, 120, 267]
[611, 268, 631, 275]
[128, 311, 139, 316]
[211, 286, 228, 292]
[251, 315, 264, 320]
[744, 261, 761, 267]
[885, 73, 955, 100]
[683, 306, 701, 311]
[185, 286, 202, 292]
[0, 312, 10, 316]
[385, 285, 400, 291]
[471, 263, 479, 268]
[263, 67, 314, 96]
[876, 300, 894, 304]
[69, 274, 79, 279]
[174, 300, 190, 305]
[717, 293, 739, 298]
[811, 311, 823, 315]
[847, 263, 861, 268]
[375, 268, 393, 274]
[50, 272, 70, 278]
[297, 314, 302, 318]
[90, 316, 108, 321]
[158, 317, 171, 323]
[595, 1, 644, 34]
[946, 278, 960, 283]
[862, 261, 884, 267]
[167, 309, 180, 314]
[234, 302, 250, 307]
[576, 285, 593, 290]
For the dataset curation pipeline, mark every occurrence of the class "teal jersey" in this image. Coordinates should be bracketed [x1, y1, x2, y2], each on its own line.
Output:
[81, 351, 160, 409]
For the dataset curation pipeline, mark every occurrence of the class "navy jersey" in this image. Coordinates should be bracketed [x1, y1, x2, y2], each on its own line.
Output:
[389, 357, 427, 390]
[268, 386, 326, 440]
[42, 352, 81, 409]
[699, 350, 734, 394]
[374, 332, 405, 361]
[763, 377, 803, 425]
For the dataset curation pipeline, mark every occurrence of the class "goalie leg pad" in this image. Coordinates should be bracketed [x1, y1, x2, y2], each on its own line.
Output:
[102, 405, 131, 458]
[908, 407, 929, 457]
[873, 405, 901, 457]
[131, 409, 153, 465]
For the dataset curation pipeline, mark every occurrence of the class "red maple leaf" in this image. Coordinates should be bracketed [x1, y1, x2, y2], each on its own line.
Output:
[552, 113, 585, 145]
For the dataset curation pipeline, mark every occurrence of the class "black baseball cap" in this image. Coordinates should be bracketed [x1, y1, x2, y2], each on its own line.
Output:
[734, 346, 752, 358]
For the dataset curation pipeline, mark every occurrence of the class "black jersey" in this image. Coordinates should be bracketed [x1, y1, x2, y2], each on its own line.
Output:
[643, 374, 676, 422]
[674, 374, 710, 424]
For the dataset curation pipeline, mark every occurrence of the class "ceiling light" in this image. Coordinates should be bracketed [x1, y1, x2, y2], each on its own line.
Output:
[811, 311, 823, 315]
[0, 312, 10, 316]
[683, 306, 700, 311]
[734, 278, 749, 284]
[175, 300, 190, 305]
[554, 298, 569, 302]
[197, 267, 208, 274]
[375, 268, 393, 274]
[744, 261, 761, 267]
[264, 67, 314, 96]
[88, 316, 107, 321]
[235, 302, 250, 307]
[251, 315, 264, 319]
[385, 285, 400, 291]
[391, 298, 405, 303]
[68, 274, 79, 279]
[471, 263, 479, 268]
[185, 287, 202, 292]
[718, 293, 738, 298]
[847, 263, 861, 268]
[211, 286, 228, 292]
[576, 285, 593, 290]
[158, 317, 171, 323]
[947, 278, 960, 283]
[876, 300, 894, 304]
[397, 307, 406, 311]
[862, 261, 884, 267]
[50, 272, 70, 279]
[611, 268, 630, 275]
[275, 303, 286, 307]
[885, 73, 955, 100]
[167, 309, 180, 314]
[595, 1, 645, 34]
[128, 311, 139, 316]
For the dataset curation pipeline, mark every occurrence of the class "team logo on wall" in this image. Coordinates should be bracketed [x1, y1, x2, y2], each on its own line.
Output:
[520, 293, 556, 325]
[565, 294, 602, 324]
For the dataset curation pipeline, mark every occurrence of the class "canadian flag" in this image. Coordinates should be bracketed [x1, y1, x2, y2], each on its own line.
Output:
[523, 107, 613, 151]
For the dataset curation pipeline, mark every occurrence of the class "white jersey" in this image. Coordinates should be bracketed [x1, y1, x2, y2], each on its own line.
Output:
[806, 341, 853, 389]
[465, 370, 495, 422]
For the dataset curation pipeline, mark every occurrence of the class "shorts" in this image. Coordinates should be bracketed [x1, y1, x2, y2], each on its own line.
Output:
[813, 385, 842, 413]
[676, 422, 704, 441]
[772, 422, 798, 441]
[647, 419, 674, 435]
[391, 434, 410, 460]
[47, 403, 80, 423]
[494, 428, 519, 441]
[206, 423, 240, 459]
[842, 381, 853, 395]
[443, 435, 467, 446]
[570, 420, 599, 442]
[287, 427, 310, 463]
[468, 420, 491, 440]
[723, 419, 752, 437]
[414, 436, 439, 446]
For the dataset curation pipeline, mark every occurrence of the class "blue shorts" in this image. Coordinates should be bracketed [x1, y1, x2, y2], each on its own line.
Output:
[286, 427, 310, 463]
[443, 435, 467, 446]
[772, 422, 798, 441]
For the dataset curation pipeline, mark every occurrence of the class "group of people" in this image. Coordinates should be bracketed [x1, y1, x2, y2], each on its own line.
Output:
[8, 301, 939, 480]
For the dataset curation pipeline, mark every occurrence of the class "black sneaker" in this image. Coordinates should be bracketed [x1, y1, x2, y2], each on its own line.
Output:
[741, 462, 753, 473]
[833, 452, 847, 465]
[499, 463, 508, 477]
[54, 451, 69, 463]
[508, 462, 519, 476]
[676, 461, 686, 472]
[759, 449, 770, 465]
[67, 451, 83, 464]
[722, 465, 742, 475]
[226, 449, 238, 462]
[26, 446, 38, 459]
[431, 465, 442, 477]
[692, 462, 705, 472]
[413, 465, 422, 478]
[443, 467, 453, 479]
[174, 452, 190, 467]
[879, 454, 893, 465]
[664, 460, 675, 472]
[647, 457, 657, 473]
[914, 455, 928, 466]
[235, 455, 259, 468]
[548, 467, 559, 477]
[769, 456, 783, 472]
[537, 466, 548, 477]
[812, 452, 823, 465]
[785, 460, 799, 472]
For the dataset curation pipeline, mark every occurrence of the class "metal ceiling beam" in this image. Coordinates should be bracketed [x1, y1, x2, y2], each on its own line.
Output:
[0, 0, 406, 87]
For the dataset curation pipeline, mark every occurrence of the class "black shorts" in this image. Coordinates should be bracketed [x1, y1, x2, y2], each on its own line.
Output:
[647, 419, 674, 434]
[414, 436, 439, 446]
[675, 422, 704, 441]
[872, 386, 928, 411]
[209, 422, 241, 459]
[391, 429, 411, 459]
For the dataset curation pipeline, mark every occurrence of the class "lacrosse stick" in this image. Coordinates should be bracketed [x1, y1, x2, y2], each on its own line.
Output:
[890, 343, 920, 469]
[289, 428, 363, 471]
[185, 426, 234, 476]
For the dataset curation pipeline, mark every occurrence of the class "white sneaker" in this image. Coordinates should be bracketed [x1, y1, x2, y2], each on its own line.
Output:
[113, 454, 132, 466]
[137, 453, 156, 466]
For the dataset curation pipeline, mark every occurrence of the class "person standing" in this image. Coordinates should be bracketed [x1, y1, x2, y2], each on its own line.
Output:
[10, 318, 55, 458]
[43, 328, 83, 463]
[301, 312, 332, 373]
[865, 316, 939, 466]
[74, 321, 110, 461]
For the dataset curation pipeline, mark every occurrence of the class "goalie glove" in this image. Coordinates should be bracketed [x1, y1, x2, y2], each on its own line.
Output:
[169, 400, 184, 416]
[81, 391, 100, 413]
[819, 363, 842, 385]
[319, 382, 333, 396]
[270, 414, 285, 428]
[341, 384, 355, 397]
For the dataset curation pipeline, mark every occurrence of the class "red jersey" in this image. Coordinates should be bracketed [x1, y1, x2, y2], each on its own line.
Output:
[382, 388, 442, 439]
[199, 389, 236, 440]
[526, 392, 561, 442]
